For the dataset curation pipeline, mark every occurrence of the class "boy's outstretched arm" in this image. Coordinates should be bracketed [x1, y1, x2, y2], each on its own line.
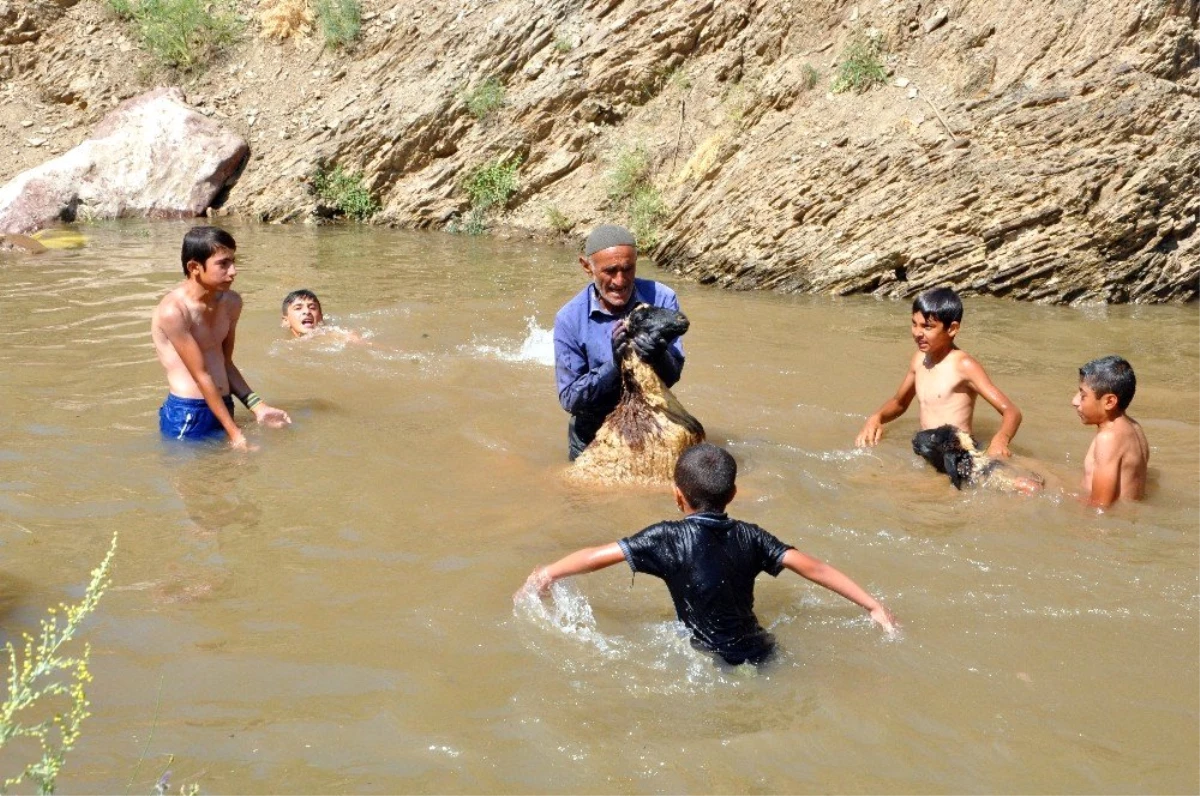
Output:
[781, 549, 897, 632]
[518, 543, 626, 598]
[959, 356, 1021, 457]
[855, 366, 917, 447]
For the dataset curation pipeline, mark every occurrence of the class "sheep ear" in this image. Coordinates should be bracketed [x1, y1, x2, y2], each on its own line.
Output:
[945, 453, 968, 489]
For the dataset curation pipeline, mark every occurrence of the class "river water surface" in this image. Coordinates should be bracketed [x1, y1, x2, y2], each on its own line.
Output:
[1, 221, 1197, 793]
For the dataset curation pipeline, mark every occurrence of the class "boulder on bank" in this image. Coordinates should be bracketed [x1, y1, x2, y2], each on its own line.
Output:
[0, 87, 248, 235]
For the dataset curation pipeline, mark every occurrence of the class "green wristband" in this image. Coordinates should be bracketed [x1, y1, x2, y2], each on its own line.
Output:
[243, 392, 263, 410]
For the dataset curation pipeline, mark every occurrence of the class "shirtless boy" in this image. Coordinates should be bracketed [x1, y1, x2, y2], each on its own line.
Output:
[281, 289, 324, 337]
[1072, 355, 1149, 508]
[855, 287, 1022, 458]
[152, 226, 290, 449]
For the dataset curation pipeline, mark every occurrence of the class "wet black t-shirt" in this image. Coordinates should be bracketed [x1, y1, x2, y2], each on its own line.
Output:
[618, 512, 794, 665]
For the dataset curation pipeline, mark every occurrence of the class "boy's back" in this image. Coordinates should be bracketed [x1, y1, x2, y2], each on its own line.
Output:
[1082, 414, 1149, 502]
[619, 512, 792, 665]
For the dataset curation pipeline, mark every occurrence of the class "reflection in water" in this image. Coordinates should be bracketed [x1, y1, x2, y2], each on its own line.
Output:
[0, 220, 1195, 793]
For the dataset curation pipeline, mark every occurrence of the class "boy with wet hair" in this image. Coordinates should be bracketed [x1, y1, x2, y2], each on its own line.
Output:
[520, 443, 896, 666]
[152, 226, 290, 448]
[855, 286, 1023, 459]
[1072, 355, 1149, 507]
[281, 289, 324, 337]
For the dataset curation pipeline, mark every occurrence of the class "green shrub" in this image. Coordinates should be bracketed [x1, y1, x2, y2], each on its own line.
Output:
[454, 154, 521, 235]
[606, 146, 667, 249]
[2, 534, 117, 795]
[544, 205, 573, 234]
[802, 63, 820, 90]
[315, 0, 361, 49]
[312, 166, 379, 221]
[106, 0, 136, 19]
[107, 0, 242, 71]
[606, 146, 651, 206]
[462, 154, 521, 211]
[629, 186, 667, 249]
[462, 77, 506, 121]
[832, 34, 887, 94]
[552, 32, 574, 54]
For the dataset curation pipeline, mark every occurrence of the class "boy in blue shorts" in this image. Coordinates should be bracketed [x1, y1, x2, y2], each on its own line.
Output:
[520, 443, 897, 665]
[152, 226, 290, 448]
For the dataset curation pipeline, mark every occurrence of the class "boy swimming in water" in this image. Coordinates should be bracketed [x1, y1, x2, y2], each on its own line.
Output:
[1072, 355, 1149, 508]
[519, 443, 896, 666]
[281, 289, 367, 343]
[152, 226, 290, 449]
[855, 287, 1023, 459]
[281, 289, 325, 337]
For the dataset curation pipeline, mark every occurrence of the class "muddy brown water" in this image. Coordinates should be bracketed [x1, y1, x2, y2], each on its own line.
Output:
[0, 220, 1196, 794]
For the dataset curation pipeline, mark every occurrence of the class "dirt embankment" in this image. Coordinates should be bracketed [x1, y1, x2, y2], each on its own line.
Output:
[2, 0, 1197, 303]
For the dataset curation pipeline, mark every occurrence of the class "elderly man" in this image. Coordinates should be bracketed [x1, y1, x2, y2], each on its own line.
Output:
[553, 224, 685, 460]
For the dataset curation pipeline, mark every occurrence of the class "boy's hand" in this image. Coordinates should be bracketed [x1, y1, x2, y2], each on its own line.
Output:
[855, 416, 883, 447]
[227, 432, 258, 452]
[985, 435, 1012, 458]
[253, 403, 292, 428]
[869, 604, 898, 633]
[514, 567, 553, 602]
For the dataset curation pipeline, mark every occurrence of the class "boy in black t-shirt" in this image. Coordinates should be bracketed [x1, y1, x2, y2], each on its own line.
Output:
[520, 443, 897, 665]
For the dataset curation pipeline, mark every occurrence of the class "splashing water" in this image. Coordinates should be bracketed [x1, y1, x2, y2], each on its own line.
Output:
[469, 317, 554, 366]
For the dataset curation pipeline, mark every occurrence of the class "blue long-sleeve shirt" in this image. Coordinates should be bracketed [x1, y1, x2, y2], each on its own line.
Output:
[553, 278, 685, 421]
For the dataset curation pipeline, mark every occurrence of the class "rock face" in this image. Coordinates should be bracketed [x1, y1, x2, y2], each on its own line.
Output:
[0, 87, 247, 234]
[1, 0, 1195, 303]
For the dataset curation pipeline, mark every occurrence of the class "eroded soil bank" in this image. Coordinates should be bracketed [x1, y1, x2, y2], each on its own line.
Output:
[2, 0, 1197, 303]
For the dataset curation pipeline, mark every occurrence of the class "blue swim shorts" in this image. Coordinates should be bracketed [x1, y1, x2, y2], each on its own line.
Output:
[159, 394, 235, 441]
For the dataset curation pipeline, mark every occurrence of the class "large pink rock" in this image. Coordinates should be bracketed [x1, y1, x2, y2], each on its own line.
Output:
[0, 87, 248, 234]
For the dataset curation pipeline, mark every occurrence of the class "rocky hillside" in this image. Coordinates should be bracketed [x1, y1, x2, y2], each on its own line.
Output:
[2, 0, 1197, 303]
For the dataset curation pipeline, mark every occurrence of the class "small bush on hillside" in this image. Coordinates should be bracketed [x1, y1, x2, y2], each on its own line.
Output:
[629, 186, 667, 249]
[544, 205, 573, 234]
[107, 0, 242, 71]
[312, 166, 379, 221]
[315, 0, 361, 49]
[1, 534, 117, 795]
[260, 0, 315, 40]
[553, 32, 574, 53]
[832, 34, 887, 94]
[801, 63, 820, 90]
[462, 77, 506, 121]
[454, 154, 521, 235]
[606, 146, 651, 206]
[606, 146, 667, 250]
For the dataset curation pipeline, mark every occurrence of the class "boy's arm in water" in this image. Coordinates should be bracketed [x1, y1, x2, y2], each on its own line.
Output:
[1083, 429, 1123, 509]
[157, 300, 247, 449]
[223, 299, 291, 428]
[855, 358, 917, 447]
[781, 549, 897, 632]
[958, 355, 1022, 457]
[517, 543, 626, 598]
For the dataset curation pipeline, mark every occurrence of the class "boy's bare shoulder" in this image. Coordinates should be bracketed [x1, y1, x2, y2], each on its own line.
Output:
[153, 286, 188, 324]
[1113, 415, 1149, 453]
[220, 289, 244, 314]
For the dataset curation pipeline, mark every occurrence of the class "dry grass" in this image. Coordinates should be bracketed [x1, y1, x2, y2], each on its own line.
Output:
[259, 0, 314, 40]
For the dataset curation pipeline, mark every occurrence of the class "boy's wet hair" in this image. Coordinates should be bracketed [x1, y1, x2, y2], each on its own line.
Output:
[282, 288, 322, 315]
[912, 287, 963, 326]
[181, 226, 236, 275]
[1080, 355, 1136, 410]
[674, 443, 737, 512]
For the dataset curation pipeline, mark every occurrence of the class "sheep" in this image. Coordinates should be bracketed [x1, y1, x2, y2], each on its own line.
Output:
[568, 304, 705, 486]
